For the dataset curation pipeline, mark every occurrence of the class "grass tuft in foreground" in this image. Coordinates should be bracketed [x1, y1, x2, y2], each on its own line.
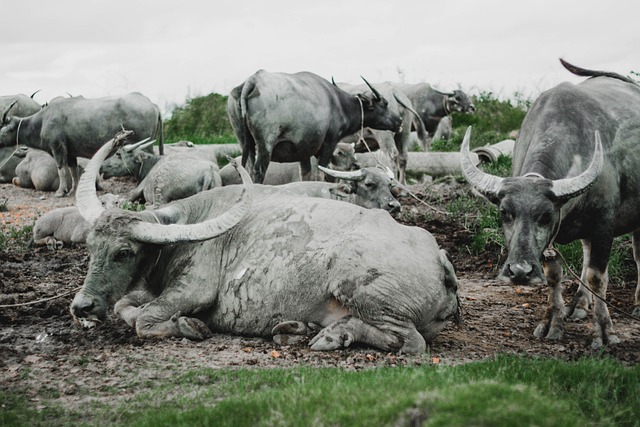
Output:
[3, 355, 638, 427]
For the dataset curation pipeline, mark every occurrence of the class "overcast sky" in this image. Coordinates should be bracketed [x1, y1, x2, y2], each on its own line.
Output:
[1, 0, 638, 115]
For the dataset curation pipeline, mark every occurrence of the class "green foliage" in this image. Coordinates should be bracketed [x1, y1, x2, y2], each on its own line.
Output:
[164, 93, 236, 145]
[0, 224, 33, 251]
[556, 235, 634, 286]
[4, 355, 638, 426]
[435, 91, 528, 152]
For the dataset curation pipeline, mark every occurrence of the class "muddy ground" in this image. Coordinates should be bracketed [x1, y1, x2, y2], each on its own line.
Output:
[1, 176, 639, 411]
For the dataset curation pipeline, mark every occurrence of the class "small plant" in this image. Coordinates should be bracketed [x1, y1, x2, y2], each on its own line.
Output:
[0, 197, 8, 212]
[120, 201, 146, 212]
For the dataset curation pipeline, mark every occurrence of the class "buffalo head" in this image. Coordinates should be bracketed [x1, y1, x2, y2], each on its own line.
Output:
[460, 127, 603, 285]
[70, 131, 253, 327]
[357, 77, 403, 133]
[446, 90, 475, 114]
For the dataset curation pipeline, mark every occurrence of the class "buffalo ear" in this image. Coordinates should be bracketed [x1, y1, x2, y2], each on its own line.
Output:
[356, 94, 374, 109]
[329, 183, 355, 198]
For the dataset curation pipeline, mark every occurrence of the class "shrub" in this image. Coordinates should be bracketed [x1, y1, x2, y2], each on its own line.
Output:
[164, 93, 236, 145]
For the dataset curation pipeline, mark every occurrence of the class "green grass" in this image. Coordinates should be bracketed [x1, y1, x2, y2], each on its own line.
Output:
[3, 355, 638, 427]
[0, 224, 33, 251]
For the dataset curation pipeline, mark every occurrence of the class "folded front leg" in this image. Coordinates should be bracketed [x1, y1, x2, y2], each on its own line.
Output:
[308, 316, 425, 354]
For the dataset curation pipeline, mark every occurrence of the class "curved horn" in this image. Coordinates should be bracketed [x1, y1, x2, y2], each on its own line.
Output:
[1, 99, 19, 124]
[130, 161, 254, 244]
[30, 89, 41, 99]
[318, 165, 364, 181]
[550, 131, 604, 200]
[460, 126, 504, 200]
[360, 76, 382, 100]
[123, 137, 154, 152]
[77, 130, 134, 225]
[331, 77, 338, 87]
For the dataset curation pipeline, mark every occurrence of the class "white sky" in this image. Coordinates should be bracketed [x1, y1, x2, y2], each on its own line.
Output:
[1, 0, 638, 115]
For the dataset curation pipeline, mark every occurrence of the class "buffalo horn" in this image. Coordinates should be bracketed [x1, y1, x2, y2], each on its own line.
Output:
[318, 165, 364, 181]
[360, 76, 382, 101]
[77, 130, 134, 225]
[130, 160, 254, 244]
[123, 137, 155, 153]
[460, 126, 504, 200]
[550, 131, 604, 200]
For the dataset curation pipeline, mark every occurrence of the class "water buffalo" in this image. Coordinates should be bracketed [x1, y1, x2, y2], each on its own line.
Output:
[337, 82, 428, 184]
[127, 154, 222, 209]
[0, 92, 41, 119]
[0, 92, 164, 197]
[461, 59, 640, 349]
[220, 142, 360, 186]
[30, 207, 91, 250]
[277, 165, 401, 212]
[12, 148, 92, 192]
[394, 83, 475, 150]
[101, 140, 223, 182]
[228, 70, 402, 184]
[0, 145, 29, 183]
[70, 133, 459, 353]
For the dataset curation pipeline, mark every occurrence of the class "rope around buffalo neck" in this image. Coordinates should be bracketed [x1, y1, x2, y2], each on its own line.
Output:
[443, 97, 451, 115]
[354, 96, 447, 215]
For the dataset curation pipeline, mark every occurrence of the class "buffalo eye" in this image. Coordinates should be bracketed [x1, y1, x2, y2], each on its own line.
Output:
[113, 248, 134, 262]
[538, 212, 553, 226]
[500, 208, 514, 223]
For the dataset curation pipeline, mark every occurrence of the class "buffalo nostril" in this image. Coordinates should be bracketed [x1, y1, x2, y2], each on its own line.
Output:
[73, 300, 95, 317]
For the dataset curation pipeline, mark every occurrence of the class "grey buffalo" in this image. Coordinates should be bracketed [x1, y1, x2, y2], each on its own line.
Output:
[395, 83, 475, 150]
[101, 140, 222, 182]
[0, 92, 164, 197]
[12, 148, 92, 192]
[70, 134, 459, 353]
[337, 82, 428, 184]
[0, 145, 29, 183]
[30, 207, 91, 250]
[220, 142, 360, 186]
[0, 92, 41, 119]
[228, 70, 402, 184]
[277, 165, 401, 213]
[461, 59, 640, 349]
[127, 154, 222, 208]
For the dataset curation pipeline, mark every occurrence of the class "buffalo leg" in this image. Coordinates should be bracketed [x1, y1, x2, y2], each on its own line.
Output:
[587, 267, 619, 349]
[568, 240, 592, 319]
[534, 249, 565, 339]
[631, 231, 640, 317]
[309, 316, 425, 354]
[299, 157, 313, 181]
[581, 237, 619, 348]
[252, 144, 272, 184]
[116, 289, 214, 340]
[51, 145, 71, 197]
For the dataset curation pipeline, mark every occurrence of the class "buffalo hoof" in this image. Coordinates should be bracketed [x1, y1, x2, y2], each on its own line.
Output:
[309, 328, 354, 351]
[172, 314, 212, 340]
[591, 334, 620, 350]
[569, 307, 589, 320]
[533, 323, 563, 340]
[272, 321, 310, 335]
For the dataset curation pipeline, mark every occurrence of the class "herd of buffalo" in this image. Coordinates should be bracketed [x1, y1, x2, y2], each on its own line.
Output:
[1, 58, 639, 352]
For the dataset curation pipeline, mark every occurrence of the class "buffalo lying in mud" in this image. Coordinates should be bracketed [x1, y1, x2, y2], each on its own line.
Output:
[70, 132, 460, 354]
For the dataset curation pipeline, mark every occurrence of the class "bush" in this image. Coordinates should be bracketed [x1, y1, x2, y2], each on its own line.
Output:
[164, 93, 236, 145]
